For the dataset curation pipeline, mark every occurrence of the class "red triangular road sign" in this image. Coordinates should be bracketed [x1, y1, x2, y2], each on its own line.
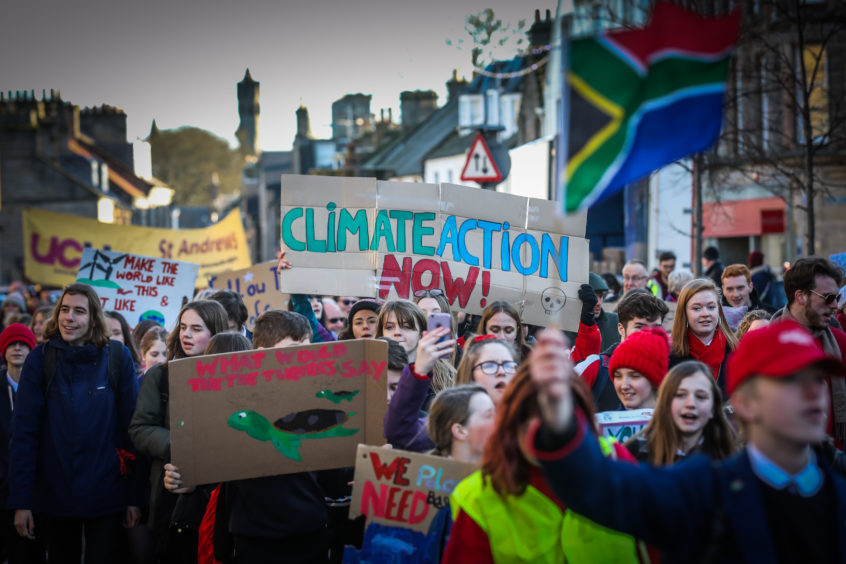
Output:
[460, 132, 502, 183]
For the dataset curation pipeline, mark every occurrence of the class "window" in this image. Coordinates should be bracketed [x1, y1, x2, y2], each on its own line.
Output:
[459, 94, 484, 128]
[797, 44, 829, 143]
[500, 93, 522, 139]
[486, 90, 500, 127]
[100, 163, 110, 193]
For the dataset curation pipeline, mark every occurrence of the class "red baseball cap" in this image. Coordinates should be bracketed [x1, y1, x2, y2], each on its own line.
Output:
[727, 320, 846, 396]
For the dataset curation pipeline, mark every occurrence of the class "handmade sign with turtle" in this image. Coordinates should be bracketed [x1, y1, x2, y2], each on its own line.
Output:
[169, 339, 388, 486]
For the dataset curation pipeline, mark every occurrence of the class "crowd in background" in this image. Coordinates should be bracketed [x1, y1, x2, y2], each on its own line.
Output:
[0, 246, 845, 563]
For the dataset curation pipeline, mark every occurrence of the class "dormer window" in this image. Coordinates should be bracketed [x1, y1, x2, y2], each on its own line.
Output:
[459, 94, 484, 128]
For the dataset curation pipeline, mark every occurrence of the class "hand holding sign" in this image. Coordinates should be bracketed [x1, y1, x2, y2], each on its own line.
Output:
[277, 249, 292, 272]
[163, 463, 195, 495]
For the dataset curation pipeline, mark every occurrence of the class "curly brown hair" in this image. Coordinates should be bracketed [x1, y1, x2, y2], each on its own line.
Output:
[735, 309, 771, 341]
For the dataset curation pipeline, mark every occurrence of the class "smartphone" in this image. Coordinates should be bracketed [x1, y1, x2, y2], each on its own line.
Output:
[427, 312, 452, 344]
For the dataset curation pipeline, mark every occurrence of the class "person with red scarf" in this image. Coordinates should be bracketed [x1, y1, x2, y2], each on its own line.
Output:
[669, 279, 737, 397]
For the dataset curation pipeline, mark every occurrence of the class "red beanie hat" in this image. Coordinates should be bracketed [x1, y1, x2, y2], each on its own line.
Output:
[748, 250, 764, 268]
[0, 323, 37, 363]
[608, 327, 670, 389]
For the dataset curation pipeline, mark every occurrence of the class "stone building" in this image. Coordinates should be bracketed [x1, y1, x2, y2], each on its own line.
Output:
[0, 90, 167, 284]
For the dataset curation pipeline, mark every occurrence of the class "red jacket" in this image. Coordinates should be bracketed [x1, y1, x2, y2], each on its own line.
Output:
[570, 322, 605, 389]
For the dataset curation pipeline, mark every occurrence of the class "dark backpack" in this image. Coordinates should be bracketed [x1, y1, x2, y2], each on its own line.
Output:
[42, 339, 124, 406]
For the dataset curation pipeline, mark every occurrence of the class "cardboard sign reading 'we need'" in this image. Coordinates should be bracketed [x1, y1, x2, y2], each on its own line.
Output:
[350, 445, 476, 533]
[169, 340, 387, 487]
[279, 175, 589, 330]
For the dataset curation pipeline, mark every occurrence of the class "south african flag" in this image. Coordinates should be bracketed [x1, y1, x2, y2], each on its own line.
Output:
[560, 3, 741, 213]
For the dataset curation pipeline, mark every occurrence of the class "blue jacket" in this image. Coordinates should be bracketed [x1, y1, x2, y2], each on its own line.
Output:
[531, 413, 846, 564]
[9, 337, 140, 517]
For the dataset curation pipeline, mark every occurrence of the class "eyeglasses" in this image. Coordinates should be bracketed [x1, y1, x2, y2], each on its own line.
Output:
[414, 289, 443, 298]
[623, 276, 647, 282]
[326, 317, 346, 324]
[473, 361, 519, 375]
[808, 289, 838, 305]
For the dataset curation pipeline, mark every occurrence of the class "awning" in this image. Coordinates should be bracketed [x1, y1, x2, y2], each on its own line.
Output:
[702, 197, 786, 238]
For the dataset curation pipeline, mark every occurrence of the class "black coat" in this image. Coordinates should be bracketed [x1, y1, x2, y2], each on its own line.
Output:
[0, 371, 13, 509]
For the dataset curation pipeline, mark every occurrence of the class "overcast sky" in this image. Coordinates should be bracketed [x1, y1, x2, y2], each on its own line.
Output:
[2, 0, 556, 151]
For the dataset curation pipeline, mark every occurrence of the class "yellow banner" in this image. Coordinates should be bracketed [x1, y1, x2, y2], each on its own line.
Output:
[23, 208, 250, 287]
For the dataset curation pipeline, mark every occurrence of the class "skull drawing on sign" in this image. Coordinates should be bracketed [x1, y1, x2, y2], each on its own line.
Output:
[541, 288, 566, 315]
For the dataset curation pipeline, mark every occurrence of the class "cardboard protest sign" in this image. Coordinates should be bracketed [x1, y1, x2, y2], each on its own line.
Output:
[207, 261, 290, 330]
[76, 248, 198, 329]
[169, 340, 387, 487]
[279, 175, 589, 329]
[349, 445, 475, 533]
[596, 409, 653, 443]
[24, 208, 249, 287]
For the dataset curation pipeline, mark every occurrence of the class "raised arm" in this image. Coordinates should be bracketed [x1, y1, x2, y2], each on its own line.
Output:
[527, 329, 715, 550]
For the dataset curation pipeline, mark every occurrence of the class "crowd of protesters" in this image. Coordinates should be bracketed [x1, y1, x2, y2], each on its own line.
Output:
[0, 248, 845, 563]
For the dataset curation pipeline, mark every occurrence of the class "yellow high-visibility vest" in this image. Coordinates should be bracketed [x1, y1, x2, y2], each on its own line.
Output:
[450, 437, 641, 563]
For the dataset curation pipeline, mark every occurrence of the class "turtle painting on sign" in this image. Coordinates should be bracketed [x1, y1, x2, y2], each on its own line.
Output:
[227, 408, 359, 462]
[315, 389, 360, 404]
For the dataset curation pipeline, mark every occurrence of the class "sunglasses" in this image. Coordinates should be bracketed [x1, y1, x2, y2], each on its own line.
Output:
[326, 317, 346, 324]
[340, 299, 356, 306]
[808, 289, 838, 305]
[414, 289, 443, 298]
[473, 361, 519, 375]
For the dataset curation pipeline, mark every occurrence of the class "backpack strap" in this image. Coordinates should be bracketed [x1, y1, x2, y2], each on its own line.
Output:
[591, 355, 610, 401]
[108, 339, 123, 397]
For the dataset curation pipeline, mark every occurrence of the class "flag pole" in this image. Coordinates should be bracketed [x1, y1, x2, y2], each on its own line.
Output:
[693, 152, 704, 277]
[554, 5, 571, 214]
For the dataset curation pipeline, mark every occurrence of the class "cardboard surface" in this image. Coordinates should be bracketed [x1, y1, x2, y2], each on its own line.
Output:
[76, 248, 198, 329]
[349, 445, 476, 533]
[207, 260, 290, 330]
[169, 340, 388, 487]
[279, 175, 589, 330]
[24, 208, 249, 287]
[595, 408, 653, 443]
